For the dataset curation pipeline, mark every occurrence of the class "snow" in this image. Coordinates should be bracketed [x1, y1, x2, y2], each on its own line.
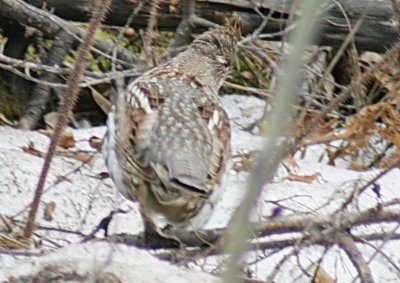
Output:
[2, 241, 219, 282]
[0, 94, 399, 282]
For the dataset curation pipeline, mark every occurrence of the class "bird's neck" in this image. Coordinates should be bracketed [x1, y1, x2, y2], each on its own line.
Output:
[171, 52, 224, 92]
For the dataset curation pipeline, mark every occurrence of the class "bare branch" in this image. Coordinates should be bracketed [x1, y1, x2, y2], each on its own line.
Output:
[100, 203, 400, 251]
[340, 160, 400, 211]
[338, 233, 374, 283]
[0, 53, 140, 89]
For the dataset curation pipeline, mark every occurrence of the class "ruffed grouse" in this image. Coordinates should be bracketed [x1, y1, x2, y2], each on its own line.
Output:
[102, 19, 241, 238]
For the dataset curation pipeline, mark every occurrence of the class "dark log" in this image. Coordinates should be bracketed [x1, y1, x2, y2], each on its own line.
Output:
[22, 0, 400, 53]
[0, 0, 140, 66]
[0, 18, 35, 118]
[19, 30, 75, 130]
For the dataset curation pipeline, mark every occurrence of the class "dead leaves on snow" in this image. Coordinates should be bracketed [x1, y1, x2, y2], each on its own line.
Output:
[39, 129, 76, 149]
[333, 100, 400, 169]
[298, 50, 400, 171]
[0, 214, 29, 250]
[21, 130, 101, 165]
[285, 172, 321, 183]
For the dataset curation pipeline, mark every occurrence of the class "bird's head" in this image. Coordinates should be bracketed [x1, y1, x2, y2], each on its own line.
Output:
[191, 17, 242, 86]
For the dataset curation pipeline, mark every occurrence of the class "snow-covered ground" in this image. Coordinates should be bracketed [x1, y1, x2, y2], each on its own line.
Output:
[0, 94, 399, 282]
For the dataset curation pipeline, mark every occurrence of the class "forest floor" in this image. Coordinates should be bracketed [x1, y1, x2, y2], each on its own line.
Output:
[0, 94, 399, 282]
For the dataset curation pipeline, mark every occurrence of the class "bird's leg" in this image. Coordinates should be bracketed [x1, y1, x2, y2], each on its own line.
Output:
[140, 212, 181, 248]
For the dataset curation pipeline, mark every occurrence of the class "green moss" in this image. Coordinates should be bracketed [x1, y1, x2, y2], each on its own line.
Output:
[229, 54, 258, 87]
[95, 29, 116, 41]
[25, 45, 36, 60]
[65, 54, 76, 64]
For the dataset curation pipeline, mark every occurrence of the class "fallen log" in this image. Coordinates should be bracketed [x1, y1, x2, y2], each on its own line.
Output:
[22, 0, 400, 52]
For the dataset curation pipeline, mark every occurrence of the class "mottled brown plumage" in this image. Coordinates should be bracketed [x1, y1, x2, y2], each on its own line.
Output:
[102, 19, 241, 235]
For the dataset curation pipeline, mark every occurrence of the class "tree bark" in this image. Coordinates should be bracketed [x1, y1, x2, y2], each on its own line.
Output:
[22, 0, 400, 53]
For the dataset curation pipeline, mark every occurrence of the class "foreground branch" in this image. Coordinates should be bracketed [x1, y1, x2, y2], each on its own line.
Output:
[338, 233, 374, 283]
[103, 205, 400, 250]
[24, 0, 114, 238]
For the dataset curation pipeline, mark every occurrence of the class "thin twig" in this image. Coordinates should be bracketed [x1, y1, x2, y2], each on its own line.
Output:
[24, 0, 114, 239]
[0, 54, 140, 89]
[340, 159, 400, 211]
[143, 0, 160, 64]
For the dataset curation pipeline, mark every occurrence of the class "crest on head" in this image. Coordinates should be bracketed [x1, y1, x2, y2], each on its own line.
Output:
[225, 15, 242, 42]
[193, 16, 242, 52]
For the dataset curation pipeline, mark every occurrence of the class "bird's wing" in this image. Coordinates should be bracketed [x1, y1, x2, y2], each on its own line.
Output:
[113, 78, 168, 186]
[200, 103, 231, 188]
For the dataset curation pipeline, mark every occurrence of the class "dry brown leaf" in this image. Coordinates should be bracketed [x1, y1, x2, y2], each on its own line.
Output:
[169, 4, 178, 13]
[71, 152, 93, 163]
[348, 161, 366, 171]
[285, 172, 320, 183]
[297, 115, 338, 147]
[308, 264, 335, 283]
[285, 153, 298, 168]
[330, 101, 400, 167]
[240, 71, 254, 80]
[43, 201, 56, 221]
[360, 51, 400, 95]
[89, 86, 111, 114]
[21, 142, 45, 158]
[0, 214, 12, 232]
[232, 152, 256, 172]
[23, 138, 92, 165]
[306, 50, 400, 168]
[57, 152, 94, 165]
[0, 112, 17, 126]
[89, 135, 103, 151]
[39, 129, 76, 149]
[55, 175, 71, 185]
[123, 27, 135, 36]
[0, 230, 29, 250]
